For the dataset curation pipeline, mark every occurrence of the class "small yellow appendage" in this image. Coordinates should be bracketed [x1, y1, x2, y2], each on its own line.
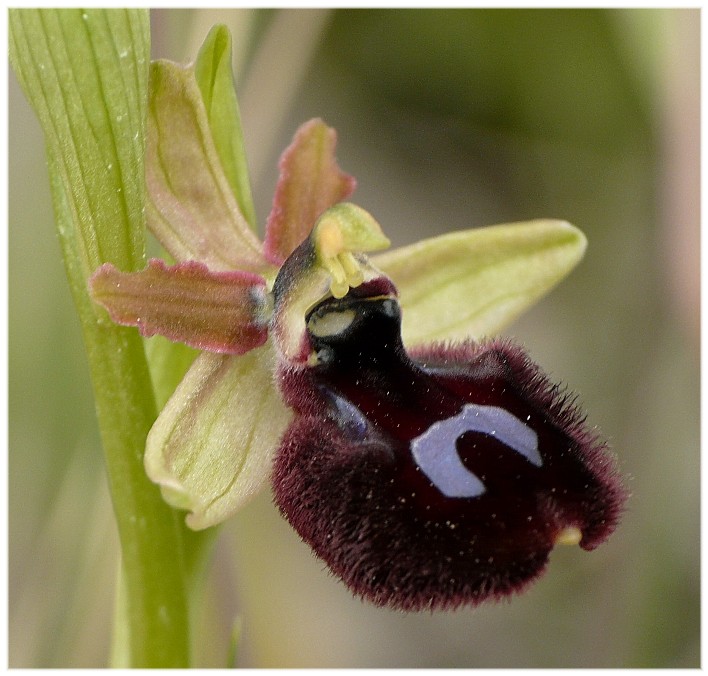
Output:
[312, 203, 391, 298]
[555, 526, 582, 546]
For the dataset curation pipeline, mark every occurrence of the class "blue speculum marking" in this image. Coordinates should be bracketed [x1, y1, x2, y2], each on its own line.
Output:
[328, 390, 369, 440]
[411, 404, 541, 498]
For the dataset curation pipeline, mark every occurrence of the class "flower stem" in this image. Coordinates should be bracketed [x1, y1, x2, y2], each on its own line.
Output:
[47, 149, 192, 667]
[10, 9, 194, 666]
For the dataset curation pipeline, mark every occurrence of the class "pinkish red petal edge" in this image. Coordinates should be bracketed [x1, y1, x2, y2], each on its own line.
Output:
[90, 259, 269, 354]
[263, 118, 356, 266]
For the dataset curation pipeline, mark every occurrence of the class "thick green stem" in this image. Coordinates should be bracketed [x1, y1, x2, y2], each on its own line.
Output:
[10, 9, 193, 666]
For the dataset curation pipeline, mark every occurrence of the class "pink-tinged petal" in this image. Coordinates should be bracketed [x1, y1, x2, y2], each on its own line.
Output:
[145, 348, 292, 530]
[90, 259, 269, 355]
[147, 60, 272, 274]
[263, 118, 356, 266]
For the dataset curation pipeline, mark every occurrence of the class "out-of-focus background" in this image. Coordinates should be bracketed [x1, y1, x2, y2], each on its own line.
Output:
[9, 8, 699, 668]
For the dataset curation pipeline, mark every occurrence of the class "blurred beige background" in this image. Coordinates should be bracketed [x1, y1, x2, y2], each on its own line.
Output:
[9, 8, 699, 667]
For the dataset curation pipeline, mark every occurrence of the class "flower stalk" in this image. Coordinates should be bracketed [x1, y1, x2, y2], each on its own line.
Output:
[9, 9, 192, 667]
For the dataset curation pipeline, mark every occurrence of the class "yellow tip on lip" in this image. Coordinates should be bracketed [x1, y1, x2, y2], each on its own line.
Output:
[555, 526, 582, 546]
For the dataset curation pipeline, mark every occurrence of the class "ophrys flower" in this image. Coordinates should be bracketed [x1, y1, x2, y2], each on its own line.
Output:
[90, 25, 626, 610]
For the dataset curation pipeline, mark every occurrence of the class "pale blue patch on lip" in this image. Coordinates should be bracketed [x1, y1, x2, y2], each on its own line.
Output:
[326, 389, 369, 440]
[411, 404, 541, 498]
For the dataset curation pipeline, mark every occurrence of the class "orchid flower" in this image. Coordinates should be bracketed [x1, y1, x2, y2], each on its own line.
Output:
[90, 25, 625, 610]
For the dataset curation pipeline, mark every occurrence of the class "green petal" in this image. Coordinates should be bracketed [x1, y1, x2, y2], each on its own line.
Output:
[91, 259, 269, 354]
[144, 346, 292, 530]
[147, 59, 270, 274]
[373, 219, 587, 345]
[194, 25, 257, 231]
[263, 118, 356, 265]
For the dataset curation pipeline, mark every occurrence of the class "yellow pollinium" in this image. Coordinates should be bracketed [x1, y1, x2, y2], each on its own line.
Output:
[312, 203, 391, 298]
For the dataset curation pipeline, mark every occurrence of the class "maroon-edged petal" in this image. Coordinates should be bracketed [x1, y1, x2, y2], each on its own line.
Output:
[263, 118, 356, 266]
[272, 292, 627, 611]
[90, 259, 269, 354]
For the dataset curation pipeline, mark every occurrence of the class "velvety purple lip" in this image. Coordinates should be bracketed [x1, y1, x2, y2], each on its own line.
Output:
[273, 289, 626, 611]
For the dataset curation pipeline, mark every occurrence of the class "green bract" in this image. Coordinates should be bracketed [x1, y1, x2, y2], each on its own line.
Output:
[85, 24, 589, 531]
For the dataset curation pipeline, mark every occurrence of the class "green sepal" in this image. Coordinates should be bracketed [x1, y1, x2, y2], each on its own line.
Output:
[145, 346, 292, 530]
[194, 24, 257, 231]
[374, 219, 587, 345]
[146, 58, 270, 274]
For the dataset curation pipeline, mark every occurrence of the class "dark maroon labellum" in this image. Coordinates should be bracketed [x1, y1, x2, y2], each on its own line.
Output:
[272, 291, 626, 611]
